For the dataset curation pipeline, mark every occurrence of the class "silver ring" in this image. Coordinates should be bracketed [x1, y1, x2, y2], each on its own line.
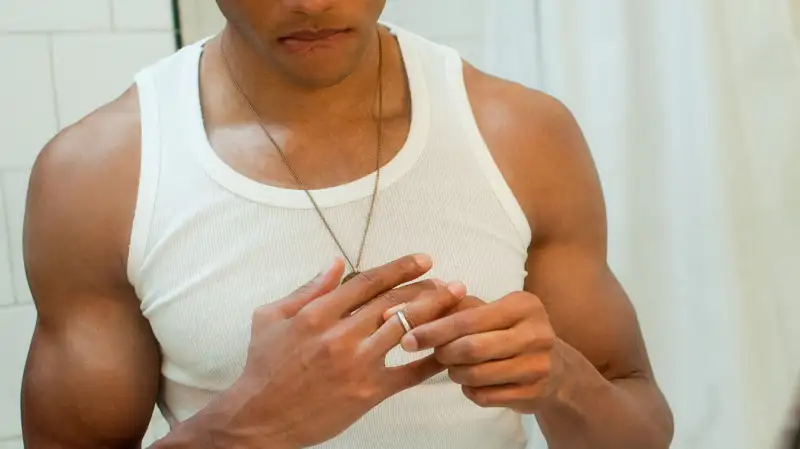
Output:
[396, 310, 413, 333]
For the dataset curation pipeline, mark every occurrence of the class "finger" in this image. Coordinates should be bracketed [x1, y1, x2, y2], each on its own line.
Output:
[364, 282, 467, 355]
[382, 292, 482, 322]
[349, 279, 440, 332]
[401, 300, 521, 352]
[463, 383, 544, 410]
[447, 353, 546, 387]
[381, 355, 445, 397]
[277, 258, 346, 318]
[444, 295, 486, 315]
[434, 327, 531, 365]
[307, 254, 433, 318]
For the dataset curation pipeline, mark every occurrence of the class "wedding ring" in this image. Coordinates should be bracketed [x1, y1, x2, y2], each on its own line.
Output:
[395, 309, 413, 333]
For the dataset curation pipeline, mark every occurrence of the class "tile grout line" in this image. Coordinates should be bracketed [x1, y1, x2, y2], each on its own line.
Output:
[46, 33, 62, 131]
[0, 434, 20, 443]
[0, 172, 19, 305]
[1, 29, 173, 35]
[109, 0, 116, 31]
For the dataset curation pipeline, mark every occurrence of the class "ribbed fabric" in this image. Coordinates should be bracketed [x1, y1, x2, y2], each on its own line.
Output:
[129, 24, 533, 449]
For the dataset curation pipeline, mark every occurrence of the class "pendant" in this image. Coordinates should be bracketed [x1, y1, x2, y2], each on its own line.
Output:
[342, 271, 360, 284]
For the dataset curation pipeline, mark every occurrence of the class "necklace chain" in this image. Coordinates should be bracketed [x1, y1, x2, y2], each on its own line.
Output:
[221, 30, 384, 280]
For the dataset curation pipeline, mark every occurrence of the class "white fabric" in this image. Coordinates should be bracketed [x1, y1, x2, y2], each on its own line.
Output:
[485, 1, 800, 448]
[130, 25, 534, 448]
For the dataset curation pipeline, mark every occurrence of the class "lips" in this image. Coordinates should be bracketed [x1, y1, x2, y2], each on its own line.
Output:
[281, 29, 346, 41]
[277, 28, 352, 53]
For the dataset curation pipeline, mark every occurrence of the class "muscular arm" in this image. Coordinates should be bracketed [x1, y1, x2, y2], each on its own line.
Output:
[520, 104, 673, 448]
[21, 89, 247, 449]
[467, 66, 673, 448]
[21, 88, 162, 448]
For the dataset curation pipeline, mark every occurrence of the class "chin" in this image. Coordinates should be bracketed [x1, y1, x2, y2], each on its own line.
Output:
[274, 52, 365, 88]
[271, 63, 351, 88]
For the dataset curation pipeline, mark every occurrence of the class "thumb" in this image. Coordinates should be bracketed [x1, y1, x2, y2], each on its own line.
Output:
[278, 259, 346, 317]
[383, 355, 445, 396]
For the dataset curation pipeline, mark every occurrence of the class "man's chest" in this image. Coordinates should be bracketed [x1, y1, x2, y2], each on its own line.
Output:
[137, 195, 528, 389]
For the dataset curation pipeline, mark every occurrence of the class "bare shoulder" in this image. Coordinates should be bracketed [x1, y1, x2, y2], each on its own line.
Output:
[462, 63, 604, 243]
[26, 86, 142, 311]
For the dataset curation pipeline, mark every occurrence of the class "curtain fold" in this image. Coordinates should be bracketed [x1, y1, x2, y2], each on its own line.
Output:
[484, 2, 800, 448]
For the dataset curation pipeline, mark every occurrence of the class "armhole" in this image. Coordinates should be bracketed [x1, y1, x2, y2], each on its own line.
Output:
[443, 48, 533, 247]
[127, 69, 162, 290]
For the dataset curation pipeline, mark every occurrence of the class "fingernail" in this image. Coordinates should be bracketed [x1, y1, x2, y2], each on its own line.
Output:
[413, 254, 433, 270]
[383, 303, 407, 321]
[447, 281, 467, 297]
[401, 333, 419, 352]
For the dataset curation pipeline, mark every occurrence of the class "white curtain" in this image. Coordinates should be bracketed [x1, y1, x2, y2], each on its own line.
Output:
[484, 1, 800, 448]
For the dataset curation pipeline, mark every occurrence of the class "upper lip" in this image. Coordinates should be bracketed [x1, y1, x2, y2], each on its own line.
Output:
[280, 28, 348, 41]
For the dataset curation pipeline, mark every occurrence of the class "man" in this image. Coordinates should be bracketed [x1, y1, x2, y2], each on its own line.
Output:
[21, 1, 673, 448]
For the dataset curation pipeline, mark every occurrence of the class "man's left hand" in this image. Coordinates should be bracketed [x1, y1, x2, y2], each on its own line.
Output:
[389, 291, 567, 414]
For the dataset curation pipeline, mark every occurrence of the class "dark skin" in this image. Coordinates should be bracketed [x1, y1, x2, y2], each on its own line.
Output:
[21, 0, 673, 448]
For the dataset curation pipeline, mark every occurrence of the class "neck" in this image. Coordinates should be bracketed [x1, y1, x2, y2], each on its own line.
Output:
[215, 25, 383, 124]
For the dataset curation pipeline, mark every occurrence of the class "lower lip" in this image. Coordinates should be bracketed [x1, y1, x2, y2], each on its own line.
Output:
[278, 31, 351, 54]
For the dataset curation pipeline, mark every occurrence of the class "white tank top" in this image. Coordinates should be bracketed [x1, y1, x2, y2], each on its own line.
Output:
[130, 24, 533, 449]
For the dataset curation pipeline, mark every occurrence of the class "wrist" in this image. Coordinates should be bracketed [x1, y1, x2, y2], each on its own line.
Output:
[208, 378, 300, 449]
[539, 339, 608, 414]
[153, 378, 299, 449]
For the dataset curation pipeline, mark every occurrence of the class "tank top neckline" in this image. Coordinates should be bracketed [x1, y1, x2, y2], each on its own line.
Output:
[187, 24, 431, 209]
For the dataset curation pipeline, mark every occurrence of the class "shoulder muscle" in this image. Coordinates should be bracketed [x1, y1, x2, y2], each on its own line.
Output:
[463, 63, 603, 244]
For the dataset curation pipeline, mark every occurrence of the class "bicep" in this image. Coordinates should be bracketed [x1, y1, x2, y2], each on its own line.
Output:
[23, 296, 161, 448]
[524, 243, 653, 380]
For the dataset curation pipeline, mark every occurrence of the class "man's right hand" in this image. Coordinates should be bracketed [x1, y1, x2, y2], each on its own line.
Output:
[209, 254, 465, 449]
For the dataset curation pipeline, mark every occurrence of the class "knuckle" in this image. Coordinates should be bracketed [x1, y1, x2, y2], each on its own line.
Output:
[354, 271, 377, 287]
[356, 270, 387, 293]
[521, 334, 540, 352]
[294, 309, 326, 331]
[447, 367, 465, 385]
[458, 339, 481, 361]
[534, 354, 553, 376]
[453, 315, 476, 336]
[534, 324, 556, 347]
[379, 289, 401, 307]
[539, 331, 556, 348]
[252, 306, 280, 324]
[319, 332, 349, 357]
[450, 366, 478, 385]
[518, 297, 540, 314]
[351, 384, 380, 404]
[467, 388, 491, 407]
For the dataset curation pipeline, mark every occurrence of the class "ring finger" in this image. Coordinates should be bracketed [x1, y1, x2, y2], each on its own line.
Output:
[363, 281, 466, 356]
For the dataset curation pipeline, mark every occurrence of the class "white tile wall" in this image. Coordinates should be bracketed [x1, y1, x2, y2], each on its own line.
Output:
[0, 437, 22, 449]
[51, 32, 175, 127]
[0, 0, 490, 444]
[0, 197, 13, 307]
[382, 0, 487, 69]
[0, 0, 179, 443]
[0, 35, 58, 168]
[111, 0, 174, 31]
[0, 306, 36, 439]
[2, 171, 32, 305]
[0, 0, 111, 32]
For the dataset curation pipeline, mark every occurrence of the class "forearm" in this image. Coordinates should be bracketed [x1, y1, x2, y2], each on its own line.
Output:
[149, 386, 297, 449]
[536, 342, 674, 449]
